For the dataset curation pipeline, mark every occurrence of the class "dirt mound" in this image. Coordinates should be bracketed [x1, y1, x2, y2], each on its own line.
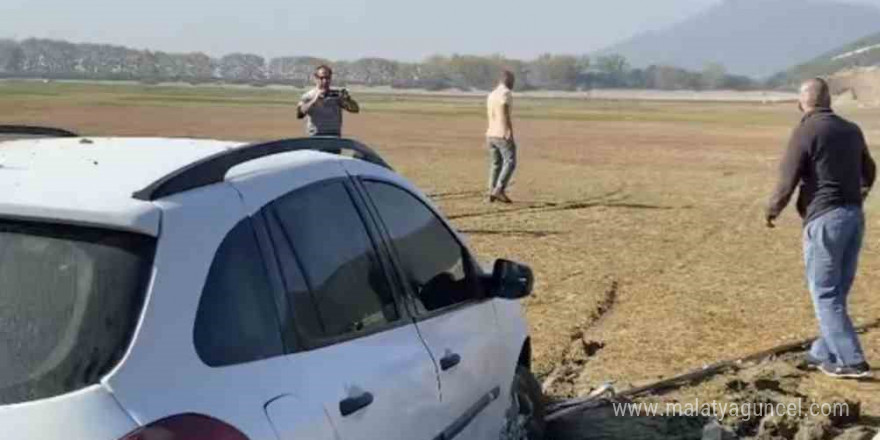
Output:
[833, 89, 860, 108]
[830, 68, 880, 108]
[548, 351, 880, 440]
[702, 356, 871, 439]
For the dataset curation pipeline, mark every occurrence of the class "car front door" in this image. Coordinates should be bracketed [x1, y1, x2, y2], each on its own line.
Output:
[357, 179, 509, 440]
[257, 178, 446, 440]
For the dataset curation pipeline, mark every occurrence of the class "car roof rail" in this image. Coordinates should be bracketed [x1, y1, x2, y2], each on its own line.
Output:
[132, 136, 393, 201]
[0, 125, 79, 138]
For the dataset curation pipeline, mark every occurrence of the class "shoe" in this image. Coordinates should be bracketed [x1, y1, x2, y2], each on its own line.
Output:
[819, 362, 872, 379]
[802, 353, 825, 370]
[487, 193, 497, 203]
[494, 191, 512, 204]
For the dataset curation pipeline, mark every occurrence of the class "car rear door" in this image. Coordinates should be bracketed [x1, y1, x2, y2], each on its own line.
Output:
[255, 178, 446, 440]
[353, 177, 510, 440]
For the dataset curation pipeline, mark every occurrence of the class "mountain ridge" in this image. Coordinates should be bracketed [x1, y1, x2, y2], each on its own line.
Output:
[597, 0, 880, 78]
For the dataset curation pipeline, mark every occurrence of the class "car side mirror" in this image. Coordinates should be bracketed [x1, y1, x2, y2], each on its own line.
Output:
[490, 259, 534, 300]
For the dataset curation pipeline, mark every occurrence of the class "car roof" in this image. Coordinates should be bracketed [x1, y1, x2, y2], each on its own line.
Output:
[0, 137, 243, 235]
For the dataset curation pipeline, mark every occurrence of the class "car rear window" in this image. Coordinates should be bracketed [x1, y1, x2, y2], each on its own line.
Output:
[0, 219, 155, 405]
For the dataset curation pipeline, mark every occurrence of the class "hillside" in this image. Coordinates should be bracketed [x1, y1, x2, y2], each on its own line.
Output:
[769, 31, 880, 86]
[598, 0, 880, 78]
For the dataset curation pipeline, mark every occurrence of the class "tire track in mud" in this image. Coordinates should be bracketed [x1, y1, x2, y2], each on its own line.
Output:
[457, 228, 566, 238]
[540, 195, 760, 403]
[541, 279, 619, 398]
[426, 189, 485, 200]
[444, 187, 630, 221]
[448, 196, 690, 222]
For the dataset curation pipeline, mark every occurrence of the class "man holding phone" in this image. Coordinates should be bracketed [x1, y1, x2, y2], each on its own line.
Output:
[297, 64, 359, 137]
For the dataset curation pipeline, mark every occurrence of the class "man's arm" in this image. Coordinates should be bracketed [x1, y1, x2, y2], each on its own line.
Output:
[503, 102, 513, 140]
[297, 91, 319, 119]
[340, 90, 359, 113]
[859, 129, 875, 199]
[767, 127, 808, 225]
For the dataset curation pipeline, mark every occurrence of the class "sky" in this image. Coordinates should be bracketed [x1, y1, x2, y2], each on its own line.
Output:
[2, 0, 880, 61]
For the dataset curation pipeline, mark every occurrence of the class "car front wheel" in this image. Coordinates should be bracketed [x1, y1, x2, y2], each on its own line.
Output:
[501, 366, 546, 440]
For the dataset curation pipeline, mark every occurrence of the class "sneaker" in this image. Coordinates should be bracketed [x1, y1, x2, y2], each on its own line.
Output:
[802, 353, 825, 370]
[494, 191, 512, 204]
[819, 362, 872, 379]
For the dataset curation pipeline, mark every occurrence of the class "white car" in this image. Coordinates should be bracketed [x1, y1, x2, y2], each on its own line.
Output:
[0, 126, 545, 440]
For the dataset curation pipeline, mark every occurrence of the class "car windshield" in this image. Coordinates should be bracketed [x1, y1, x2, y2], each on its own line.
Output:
[0, 219, 155, 405]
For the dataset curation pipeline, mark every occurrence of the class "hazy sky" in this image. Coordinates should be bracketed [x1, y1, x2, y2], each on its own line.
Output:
[2, 0, 880, 61]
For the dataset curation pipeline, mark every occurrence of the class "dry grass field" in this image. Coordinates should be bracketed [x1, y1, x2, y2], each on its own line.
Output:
[3, 80, 880, 436]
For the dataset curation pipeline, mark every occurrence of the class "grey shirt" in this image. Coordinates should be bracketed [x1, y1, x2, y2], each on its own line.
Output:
[299, 89, 343, 136]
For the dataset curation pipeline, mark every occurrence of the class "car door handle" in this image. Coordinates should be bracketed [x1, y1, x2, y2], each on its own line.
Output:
[339, 392, 374, 417]
[440, 353, 461, 371]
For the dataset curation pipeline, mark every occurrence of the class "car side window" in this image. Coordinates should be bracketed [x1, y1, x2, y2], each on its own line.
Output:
[363, 180, 483, 313]
[263, 211, 325, 343]
[270, 181, 399, 340]
[194, 218, 284, 367]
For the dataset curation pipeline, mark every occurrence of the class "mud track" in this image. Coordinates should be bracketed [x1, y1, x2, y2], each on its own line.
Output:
[540, 279, 618, 398]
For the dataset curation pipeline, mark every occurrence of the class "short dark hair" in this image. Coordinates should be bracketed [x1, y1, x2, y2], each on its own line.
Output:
[500, 70, 515, 84]
[314, 64, 333, 77]
[803, 77, 831, 108]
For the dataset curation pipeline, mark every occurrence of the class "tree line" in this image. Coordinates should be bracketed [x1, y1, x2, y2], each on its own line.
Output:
[0, 38, 760, 91]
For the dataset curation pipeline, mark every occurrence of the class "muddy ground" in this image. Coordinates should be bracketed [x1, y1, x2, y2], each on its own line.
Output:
[549, 327, 880, 439]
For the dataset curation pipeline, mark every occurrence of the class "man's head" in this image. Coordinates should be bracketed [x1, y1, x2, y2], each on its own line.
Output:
[499, 70, 515, 90]
[798, 77, 831, 113]
[314, 65, 333, 91]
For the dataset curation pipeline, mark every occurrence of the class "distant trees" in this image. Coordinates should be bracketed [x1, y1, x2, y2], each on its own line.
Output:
[0, 40, 24, 73]
[644, 65, 702, 90]
[701, 63, 727, 90]
[576, 55, 756, 91]
[449, 54, 503, 90]
[528, 54, 579, 90]
[342, 57, 397, 86]
[0, 38, 760, 91]
[594, 54, 630, 87]
[218, 53, 267, 84]
[269, 56, 328, 86]
[19, 38, 78, 77]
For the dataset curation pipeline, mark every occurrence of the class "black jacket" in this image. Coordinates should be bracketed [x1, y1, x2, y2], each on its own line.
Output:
[768, 108, 875, 225]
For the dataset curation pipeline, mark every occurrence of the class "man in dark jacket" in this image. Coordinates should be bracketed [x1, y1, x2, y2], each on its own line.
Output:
[767, 77, 875, 379]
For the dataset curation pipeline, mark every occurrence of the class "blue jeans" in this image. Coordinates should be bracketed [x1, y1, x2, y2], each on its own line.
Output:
[803, 206, 867, 367]
[487, 137, 517, 193]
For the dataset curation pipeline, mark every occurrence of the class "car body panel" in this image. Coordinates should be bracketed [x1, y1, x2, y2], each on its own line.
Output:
[104, 183, 281, 439]
[231, 157, 447, 440]
[0, 137, 241, 235]
[266, 326, 445, 440]
[0, 385, 137, 440]
[411, 302, 509, 439]
[264, 394, 340, 440]
[225, 150, 349, 216]
[341, 158, 528, 439]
